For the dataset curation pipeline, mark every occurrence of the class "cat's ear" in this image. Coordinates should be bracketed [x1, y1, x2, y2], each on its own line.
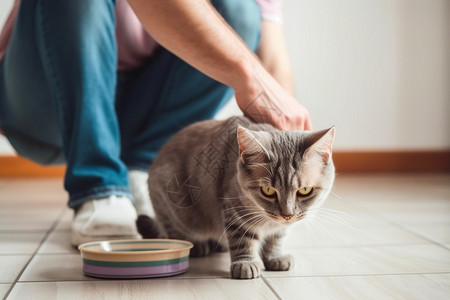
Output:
[237, 126, 271, 164]
[303, 127, 335, 164]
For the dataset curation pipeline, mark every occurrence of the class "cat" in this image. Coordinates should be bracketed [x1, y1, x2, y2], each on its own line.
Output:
[137, 116, 335, 279]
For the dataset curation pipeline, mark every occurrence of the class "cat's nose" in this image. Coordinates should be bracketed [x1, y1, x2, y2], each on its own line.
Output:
[281, 213, 294, 221]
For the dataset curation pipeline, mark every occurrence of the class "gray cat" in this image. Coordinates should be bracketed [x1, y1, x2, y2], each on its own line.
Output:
[139, 116, 335, 279]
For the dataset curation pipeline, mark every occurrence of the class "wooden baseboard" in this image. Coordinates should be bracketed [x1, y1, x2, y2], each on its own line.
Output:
[332, 150, 450, 173]
[0, 156, 65, 177]
[0, 150, 449, 177]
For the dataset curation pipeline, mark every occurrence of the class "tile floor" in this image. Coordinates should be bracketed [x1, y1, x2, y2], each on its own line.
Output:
[0, 174, 449, 299]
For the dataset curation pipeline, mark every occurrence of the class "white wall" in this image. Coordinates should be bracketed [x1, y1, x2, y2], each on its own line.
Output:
[0, 0, 13, 26]
[1, 0, 449, 154]
[283, 0, 450, 150]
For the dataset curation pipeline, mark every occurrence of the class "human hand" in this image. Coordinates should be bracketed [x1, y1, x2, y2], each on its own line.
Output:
[236, 89, 312, 131]
[234, 68, 312, 131]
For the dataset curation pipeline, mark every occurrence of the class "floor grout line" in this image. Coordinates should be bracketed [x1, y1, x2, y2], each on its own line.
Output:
[12, 270, 450, 282]
[3, 208, 67, 300]
[262, 271, 450, 279]
[374, 215, 450, 253]
[261, 276, 283, 300]
[8, 270, 450, 286]
[284, 242, 442, 251]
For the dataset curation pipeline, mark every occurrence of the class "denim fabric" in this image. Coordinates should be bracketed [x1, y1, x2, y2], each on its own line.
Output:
[0, 0, 261, 208]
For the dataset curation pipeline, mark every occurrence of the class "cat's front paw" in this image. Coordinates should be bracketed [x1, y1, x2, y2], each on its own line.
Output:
[230, 261, 262, 279]
[264, 255, 294, 271]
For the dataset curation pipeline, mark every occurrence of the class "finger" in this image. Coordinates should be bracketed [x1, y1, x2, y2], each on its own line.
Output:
[296, 119, 304, 131]
[304, 116, 313, 131]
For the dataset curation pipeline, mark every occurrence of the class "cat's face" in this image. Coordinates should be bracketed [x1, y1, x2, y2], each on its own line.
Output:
[237, 126, 335, 225]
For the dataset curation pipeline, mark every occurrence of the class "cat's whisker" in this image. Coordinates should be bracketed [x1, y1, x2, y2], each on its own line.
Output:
[298, 218, 312, 234]
[222, 205, 263, 212]
[319, 208, 361, 223]
[223, 209, 260, 217]
[236, 215, 266, 250]
[236, 219, 257, 250]
[249, 218, 267, 246]
[304, 219, 317, 235]
[312, 209, 346, 220]
[216, 232, 229, 248]
[310, 215, 341, 227]
[312, 213, 356, 230]
[319, 207, 352, 215]
[329, 190, 344, 200]
[313, 210, 355, 227]
[219, 195, 246, 200]
[248, 163, 273, 177]
[307, 216, 330, 235]
[303, 213, 317, 227]
[243, 179, 263, 185]
[309, 211, 343, 223]
[224, 207, 267, 219]
[229, 214, 264, 248]
[307, 211, 367, 239]
[217, 210, 264, 246]
[308, 206, 351, 218]
[224, 210, 265, 223]
[223, 204, 260, 209]
[224, 211, 263, 232]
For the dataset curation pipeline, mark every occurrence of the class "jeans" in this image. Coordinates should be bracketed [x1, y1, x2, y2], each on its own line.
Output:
[0, 0, 261, 208]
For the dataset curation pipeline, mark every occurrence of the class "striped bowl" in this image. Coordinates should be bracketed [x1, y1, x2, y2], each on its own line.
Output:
[78, 239, 194, 279]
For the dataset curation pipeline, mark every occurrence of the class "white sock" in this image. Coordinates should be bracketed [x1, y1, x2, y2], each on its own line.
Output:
[128, 170, 155, 217]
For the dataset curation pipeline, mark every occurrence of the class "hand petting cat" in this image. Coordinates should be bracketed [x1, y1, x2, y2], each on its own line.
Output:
[128, 0, 312, 132]
[235, 20, 313, 132]
[234, 68, 313, 131]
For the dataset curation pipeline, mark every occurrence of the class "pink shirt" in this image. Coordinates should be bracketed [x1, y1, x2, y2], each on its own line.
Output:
[0, 0, 282, 70]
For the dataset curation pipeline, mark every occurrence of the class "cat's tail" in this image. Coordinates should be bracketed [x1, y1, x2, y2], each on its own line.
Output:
[136, 215, 162, 238]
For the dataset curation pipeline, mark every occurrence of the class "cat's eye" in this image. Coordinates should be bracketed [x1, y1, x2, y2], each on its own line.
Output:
[260, 185, 277, 198]
[297, 187, 313, 197]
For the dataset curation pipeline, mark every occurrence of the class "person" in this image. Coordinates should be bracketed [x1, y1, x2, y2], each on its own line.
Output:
[0, 0, 312, 246]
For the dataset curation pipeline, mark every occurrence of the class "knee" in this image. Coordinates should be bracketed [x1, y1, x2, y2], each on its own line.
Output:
[212, 0, 262, 52]
[2, 127, 65, 165]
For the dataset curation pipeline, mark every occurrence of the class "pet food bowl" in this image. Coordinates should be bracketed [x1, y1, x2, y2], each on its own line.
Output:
[78, 239, 194, 279]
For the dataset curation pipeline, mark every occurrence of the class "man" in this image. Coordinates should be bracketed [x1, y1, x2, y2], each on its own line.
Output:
[0, 0, 311, 245]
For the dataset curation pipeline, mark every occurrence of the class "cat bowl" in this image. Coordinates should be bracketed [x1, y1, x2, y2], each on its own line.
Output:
[78, 239, 194, 279]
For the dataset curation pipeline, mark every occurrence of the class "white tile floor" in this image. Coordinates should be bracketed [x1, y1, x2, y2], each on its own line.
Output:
[0, 174, 449, 299]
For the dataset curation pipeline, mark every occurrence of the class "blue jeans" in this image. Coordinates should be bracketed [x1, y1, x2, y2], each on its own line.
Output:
[0, 0, 261, 208]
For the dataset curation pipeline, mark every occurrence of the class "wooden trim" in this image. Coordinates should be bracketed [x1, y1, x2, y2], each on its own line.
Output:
[0, 150, 449, 177]
[0, 156, 65, 177]
[333, 150, 450, 173]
